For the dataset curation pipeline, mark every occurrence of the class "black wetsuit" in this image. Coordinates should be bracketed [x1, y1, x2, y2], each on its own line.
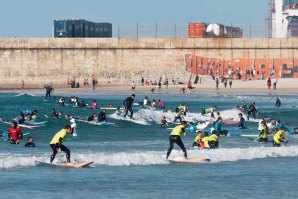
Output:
[88, 115, 95, 121]
[98, 112, 107, 122]
[160, 119, 167, 128]
[45, 86, 53, 100]
[166, 135, 187, 159]
[123, 97, 134, 119]
[50, 138, 70, 163]
[24, 142, 36, 147]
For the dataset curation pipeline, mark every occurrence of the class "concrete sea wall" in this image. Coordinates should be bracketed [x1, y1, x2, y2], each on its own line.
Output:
[0, 38, 297, 88]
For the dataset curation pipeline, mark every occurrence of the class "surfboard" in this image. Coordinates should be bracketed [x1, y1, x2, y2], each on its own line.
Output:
[196, 121, 209, 130]
[2, 132, 30, 137]
[25, 121, 47, 125]
[36, 161, 94, 168]
[65, 137, 80, 141]
[169, 157, 211, 163]
[224, 121, 239, 125]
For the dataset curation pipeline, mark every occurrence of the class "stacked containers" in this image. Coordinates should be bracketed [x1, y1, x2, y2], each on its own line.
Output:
[53, 19, 112, 38]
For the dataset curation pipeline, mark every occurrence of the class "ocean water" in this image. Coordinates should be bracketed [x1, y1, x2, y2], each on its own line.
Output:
[1, 92, 298, 199]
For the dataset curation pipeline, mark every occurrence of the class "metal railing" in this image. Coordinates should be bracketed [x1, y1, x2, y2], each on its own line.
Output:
[115, 23, 295, 38]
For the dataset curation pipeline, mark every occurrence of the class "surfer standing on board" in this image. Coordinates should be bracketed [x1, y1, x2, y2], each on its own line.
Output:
[49, 125, 72, 163]
[123, 94, 135, 119]
[166, 121, 188, 159]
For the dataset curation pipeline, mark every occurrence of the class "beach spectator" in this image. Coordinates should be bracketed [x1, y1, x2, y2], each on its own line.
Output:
[229, 79, 232, 88]
[108, 76, 111, 86]
[223, 78, 227, 88]
[164, 79, 169, 91]
[92, 78, 96, 90]
[216, 78, 219, 89]
[21, 80, 24, 89]
[273, 77, 277, 90]
[158, 81, 162, 92]
[141, 77, 144, 86]
[267, 78, 272, 89]
[131, 81, 136, 91]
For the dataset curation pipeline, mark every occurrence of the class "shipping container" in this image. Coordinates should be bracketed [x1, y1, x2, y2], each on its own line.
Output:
[54, 20, 67, 37]
[188, 23, 206, 38]
[54, 19, 112, 38]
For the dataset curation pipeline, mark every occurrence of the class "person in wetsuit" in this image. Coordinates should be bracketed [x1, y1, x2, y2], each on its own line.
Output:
[258, 121, 268, 142]
[44, 85, 54, 100]
[49, 125, 72, 163]
[123, 94, 135, 119]
[273, 127, 288, 147]
[98, 109, 107, 122]
[238, 113, 247, 129]
[166, 121, 188, 159]
[8, 121, 23, 144]
[160, 116, 168, 128]
[88, 113, 96, 121]
[24, 136, 36, 147]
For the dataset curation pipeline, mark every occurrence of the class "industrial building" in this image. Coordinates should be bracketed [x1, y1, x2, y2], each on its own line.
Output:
[271, 0, 298, 38]
[53, 19, 112, 38]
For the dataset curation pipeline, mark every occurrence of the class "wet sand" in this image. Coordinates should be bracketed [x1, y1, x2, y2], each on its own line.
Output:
[1, 78, 298, 95]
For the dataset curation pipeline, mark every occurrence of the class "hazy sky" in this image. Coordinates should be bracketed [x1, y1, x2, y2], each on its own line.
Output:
[0, 0, 268, 37]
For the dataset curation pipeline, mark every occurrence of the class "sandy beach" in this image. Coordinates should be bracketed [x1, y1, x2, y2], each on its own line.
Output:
[1, 77, 297, 95]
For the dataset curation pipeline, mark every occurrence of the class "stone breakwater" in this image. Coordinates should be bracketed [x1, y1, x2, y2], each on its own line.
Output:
[0, 38, 297, 88]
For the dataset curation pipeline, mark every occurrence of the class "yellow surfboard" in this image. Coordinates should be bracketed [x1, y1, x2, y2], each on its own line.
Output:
[169, 158, 210, 163]
[37, 161, 94, 168]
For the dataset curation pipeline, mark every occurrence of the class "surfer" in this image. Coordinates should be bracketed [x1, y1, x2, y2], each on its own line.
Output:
[273, 127, 288, 147]
[275, 119, 285, 131]
[115, 107, 122, 115]
[98, 109, 107, 122]
[24, 136, 36, 147]
[173, 110, 183, 123]
[160, 116, 168, 128]
[88, 113, 96, 121]
[258, 121, 268, 142]
[91, 100, 97, 110]
[238, 113, 247, 129]
[201, 106, 217, 117]
[208, 130, 219, 149]
[143, 96, 148, 107]
[247, 102, 257, 120]
[213, 117, 228, 136]
[166, 121, 188, 159]
[275, 97, 281, 108]
[70, 118, 78, 137]
[123, 94, 135, 119]
[44, 84, 54, 100]
[51, 108, 58, 118]
[201, 132, 209, 149]
[8, 121, 23, 144]
[192, 131, 203, 148]
[158, 99, 165, 109]
[50, 125, 72, 163]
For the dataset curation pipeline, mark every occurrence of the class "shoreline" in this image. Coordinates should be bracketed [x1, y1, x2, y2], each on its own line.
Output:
[1, 85, 298, 95]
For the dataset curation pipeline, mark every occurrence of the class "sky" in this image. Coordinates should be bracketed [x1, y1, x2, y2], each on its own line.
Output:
[0, 0, 268, 38]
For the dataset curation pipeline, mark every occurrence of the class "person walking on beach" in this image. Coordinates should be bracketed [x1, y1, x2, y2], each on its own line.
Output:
[229, 79, 232, 88]
[166, 121, 188, 159]
[123, 94, 135, 119]
[267, 78, 272, 89]
[21, 80, 24, 89]
[50, 125, 72, 163]
[273, 77, 277, 90]
[131, 81, 136, 91]
[216, 78, 219, 89]
[92, 78, 96, 90]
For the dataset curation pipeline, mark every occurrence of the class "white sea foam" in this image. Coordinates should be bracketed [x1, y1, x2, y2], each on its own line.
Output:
[1, 146, 298, 168]
[13, 93, 36, 97]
